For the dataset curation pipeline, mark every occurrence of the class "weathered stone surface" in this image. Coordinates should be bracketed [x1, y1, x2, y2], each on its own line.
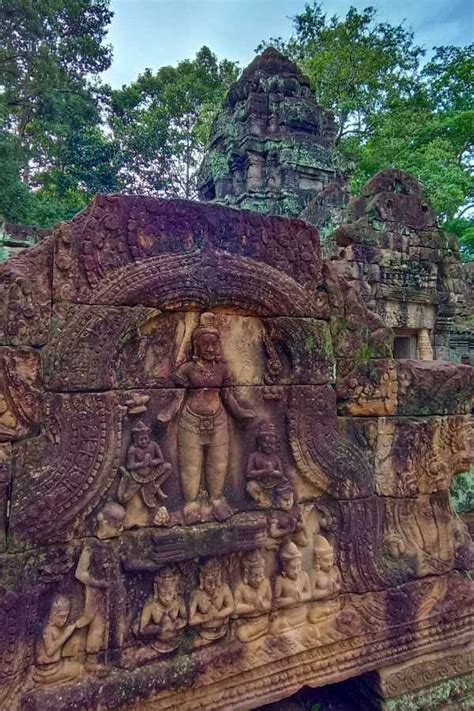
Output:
[328, 169, 468, 365]
[0, 238, 52, 346]
[44, 307, 334, 391]
[52, 195, 326, 315]
[197, 48, 341, 217]
[337, 358, 473, 417]
[0, 444, 11, 550]
[0, 167, 472, 709]
[14, 571, 473, 710]
[0, 347, 42, 441]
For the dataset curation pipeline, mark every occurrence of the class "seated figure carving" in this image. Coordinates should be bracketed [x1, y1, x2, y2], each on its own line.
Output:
[33, 595, 86, 685]
[246, 421, 294, 509]
[233, 549, 272, 642]
[174, 312, 254, 524]
[273, 541, 311, 630]
[189, 557, 234, 647]
[311, 534, 342, 600]
[135, 566, 186, 654]
[118, 420, 171, 529]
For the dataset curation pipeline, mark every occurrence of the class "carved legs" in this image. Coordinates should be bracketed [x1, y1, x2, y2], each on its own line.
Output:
[177, 413, 232, 522]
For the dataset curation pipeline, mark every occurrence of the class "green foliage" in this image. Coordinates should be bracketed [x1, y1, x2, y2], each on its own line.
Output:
[259, 3, 473, 224]
[443, 217, 474, 262]
[451, 468, 474, 514]
[109, 47, 239, 198]
[0, 0, 114, 225]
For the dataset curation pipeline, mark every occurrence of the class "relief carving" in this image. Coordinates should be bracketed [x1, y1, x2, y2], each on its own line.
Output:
[233, 549, 272, 642]
[135, 565, 186, 655]
[174, 312, 254, 523]
[189, 557, 234, 647]
[273, 541, 311, 630]
[311, 534, 342, 600]
[246, 421, 294, 509]
[75, 543, 111, 672]
[118, 420, 172, 528]
[2, 178, 472, 711]
[33, 595, 85, 686]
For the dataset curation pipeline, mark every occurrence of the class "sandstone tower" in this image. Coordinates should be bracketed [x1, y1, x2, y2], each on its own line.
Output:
[197, 48, 343, 216]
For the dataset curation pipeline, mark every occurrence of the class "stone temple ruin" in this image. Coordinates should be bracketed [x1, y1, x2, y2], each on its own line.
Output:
[0, 50, 473, 711]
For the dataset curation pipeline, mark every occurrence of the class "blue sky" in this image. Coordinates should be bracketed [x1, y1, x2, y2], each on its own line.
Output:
[103, 0, 473, 87]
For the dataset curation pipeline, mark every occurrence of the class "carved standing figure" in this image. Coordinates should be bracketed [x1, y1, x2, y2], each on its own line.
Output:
[189, 557, 234, 647]
[233, 549, 272, 642]
[118, 420, 172, 529]
[33, 595, 85, 685]
[175, 312, 254, 523]
[75, 543, 110, 671]
[136, 566, 186, 654]
[311, 535, 342, 600]
[246, 421, 293, 509]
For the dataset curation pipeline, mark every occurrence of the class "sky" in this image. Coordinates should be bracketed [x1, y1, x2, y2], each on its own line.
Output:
[102, 0, 473, 88]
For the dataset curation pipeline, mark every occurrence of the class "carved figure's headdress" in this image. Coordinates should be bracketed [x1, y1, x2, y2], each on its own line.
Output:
[99, 502, 126, 525]
[51, 595, 70, 614]
[313, 534, 332, 556]
[257, 421, 277, 437]
[192, 312, 220, 349]
[200, 557, 222, 581]
[132, 420, 151, 435]
[155, 565, 179, 584]
[242, 549, 265, 572]
[280, 540, 302, 562]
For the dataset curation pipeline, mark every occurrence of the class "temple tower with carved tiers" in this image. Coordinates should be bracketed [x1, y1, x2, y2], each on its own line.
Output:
[197, 48, 343, 216]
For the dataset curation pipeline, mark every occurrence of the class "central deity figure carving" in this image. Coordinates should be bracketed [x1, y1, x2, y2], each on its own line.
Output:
[174, 312, 254, 523]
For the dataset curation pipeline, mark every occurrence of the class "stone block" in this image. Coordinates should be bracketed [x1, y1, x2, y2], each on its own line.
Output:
[0, 238, 52, 346]
[0, 347, 42, 441]
[44, 306, 334, 391]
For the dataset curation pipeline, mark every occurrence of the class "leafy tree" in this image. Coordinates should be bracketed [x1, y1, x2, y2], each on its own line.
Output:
[0, 0, 114, 224]
[258, 4, 473, 238]
[109, 47, 239, 198]
[258, 3, 424, 144]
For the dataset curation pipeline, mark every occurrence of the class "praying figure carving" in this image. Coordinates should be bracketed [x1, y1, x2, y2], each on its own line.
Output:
[118, 420, 172, 529]
[189, 557, 234, 647]
[273, 540, 311, 630]
[233, 549, 272, 642]
[246, 421, 294, 509]
[174, 312, 254, 523]
[312, 534, 342, 600]
[33, 595, 85, 685]
[135, 566, 186, 655]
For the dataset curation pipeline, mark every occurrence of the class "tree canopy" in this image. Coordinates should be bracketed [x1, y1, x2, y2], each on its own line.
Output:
[0, 1, 472, 260]
[259, 3, 473, 259]
[109, 47, 238, 198]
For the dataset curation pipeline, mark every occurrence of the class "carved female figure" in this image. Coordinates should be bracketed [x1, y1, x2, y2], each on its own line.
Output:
[311, 535, 342, 600]
[175, 312, 254, 523]
[136, 566, 186, 654]
[233, 549, 272, 642]
[189, 557, 234, 647]
[33, 595, 85, 685]
[273, 541, 311, 630]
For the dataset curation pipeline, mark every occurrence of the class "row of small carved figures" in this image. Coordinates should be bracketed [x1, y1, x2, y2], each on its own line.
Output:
[33, 539, 341, 687]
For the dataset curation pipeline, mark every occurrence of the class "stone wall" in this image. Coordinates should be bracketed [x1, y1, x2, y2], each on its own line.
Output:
[0, 195, 472, 710]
